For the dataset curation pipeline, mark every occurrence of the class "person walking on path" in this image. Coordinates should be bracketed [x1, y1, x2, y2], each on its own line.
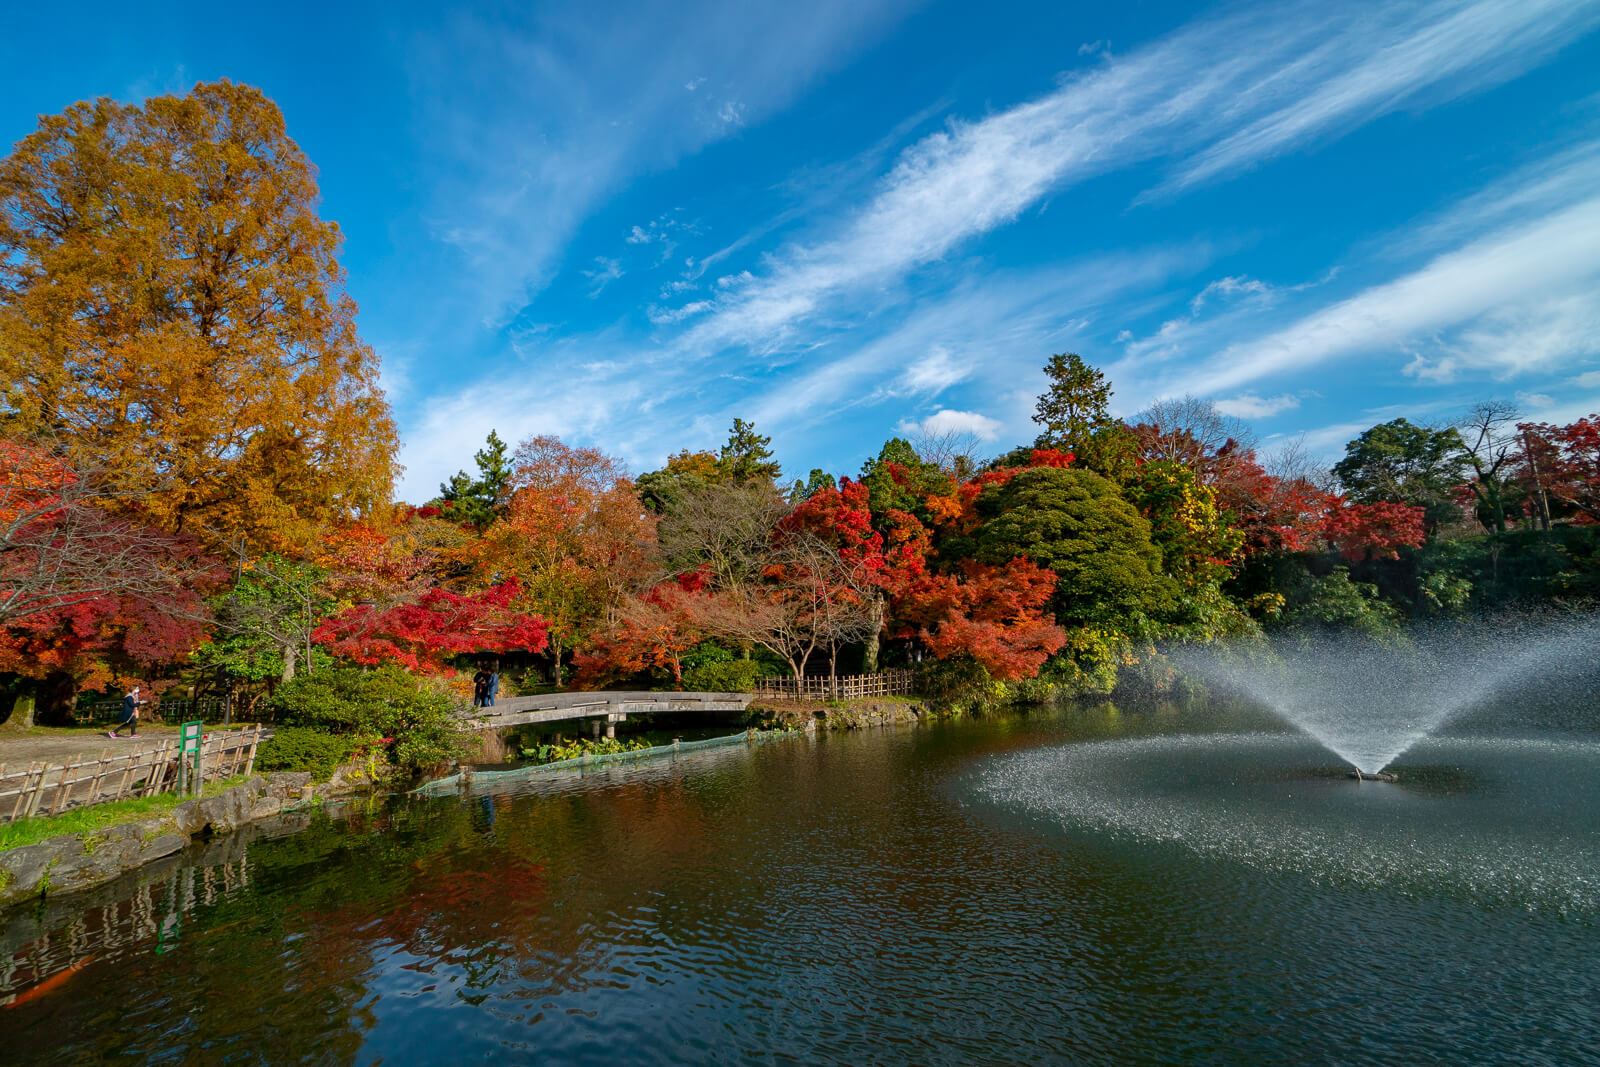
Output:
[107, 686, 144, 738]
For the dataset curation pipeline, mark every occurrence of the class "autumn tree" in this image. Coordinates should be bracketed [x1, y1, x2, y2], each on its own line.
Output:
[480, 436, 657, 685]
[0, 439, 207, 627]
[312, 580, 548, 674]
[1333, 419, 1467, 534]
[1517, 415, 1600, 525]
[635, 449, 722, 513]
[896, 560, 1066, 680]
[0, 80, 397, 552]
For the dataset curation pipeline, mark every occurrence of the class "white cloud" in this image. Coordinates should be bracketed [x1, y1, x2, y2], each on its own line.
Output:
[1190, 275, 1270, 312]
[409, 0, 913, 327]
[646, 299, 714, 325]
[901, 347, 971, 393]
[899, 409, 1003, 440]
[1161, 192, 1600, 397]
[1160, 0, 1600, 194]
[581, 256, 624, 296]
[673, 0, 1599, 355]
[1574, 370, 1600, 389]
[1214, 393, 1301, 419]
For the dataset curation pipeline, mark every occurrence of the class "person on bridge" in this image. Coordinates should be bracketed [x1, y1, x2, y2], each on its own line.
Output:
[471, 668, 491, 708]
[107, 685, 145, 738]
[484, 664, 500, 708]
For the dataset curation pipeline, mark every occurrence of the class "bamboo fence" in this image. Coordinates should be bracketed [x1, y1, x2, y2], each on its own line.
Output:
[752, 669, 917, 701]
[0, 726, 265, 823]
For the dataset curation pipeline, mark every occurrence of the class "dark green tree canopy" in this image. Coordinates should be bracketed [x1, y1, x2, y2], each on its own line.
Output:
[717, 418, 781, 483]
[970, 466, 1174, 631]
[435, 429, 513, 530]
[1333, 418, 1467, 532]
[860, 437, 945, 518]
[1032, 354, 1112, 449]
[788, 468, 838, 503]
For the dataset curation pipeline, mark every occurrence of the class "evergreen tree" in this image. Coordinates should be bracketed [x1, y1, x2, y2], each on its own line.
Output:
[717, 418, 782, 483]
[435, 429, 514, 530]
[1033, 353, 1113, 450]
[1031, 354, 1135, 478]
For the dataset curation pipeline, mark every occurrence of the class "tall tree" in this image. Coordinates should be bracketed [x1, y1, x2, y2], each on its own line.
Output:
[717, 418, 781, 483]
[481, 436, 656, 685]
[0, 80, 397, 552]
[1030, 354, 1134, 477]
[1457, 402, 1521, 534]
[1332, 419, 1467, 534]
[434, 430, 513, 531]
[1032, 353, 1112, 450]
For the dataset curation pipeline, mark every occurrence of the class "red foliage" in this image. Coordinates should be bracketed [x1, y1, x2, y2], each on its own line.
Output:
[895, 559, 1066, 680]
[574, 583, 703, 688]
[0, 591, 210, 691]
[1520, 416, 1600, 523]
[1320, 498, 1426, 561]
[313, 579, 548, 673]
[1028, 448, 1076, 468]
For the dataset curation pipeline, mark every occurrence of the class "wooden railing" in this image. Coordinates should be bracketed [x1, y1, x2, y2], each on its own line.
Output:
[0, 726, 266, 823]
[752, 669, 917, 701]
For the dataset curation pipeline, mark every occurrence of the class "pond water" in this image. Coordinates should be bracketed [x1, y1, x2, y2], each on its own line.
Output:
[3, 699, 1597, 1064]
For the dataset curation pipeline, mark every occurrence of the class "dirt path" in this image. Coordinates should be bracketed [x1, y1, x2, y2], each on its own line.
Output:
[0, 727, 181, 769]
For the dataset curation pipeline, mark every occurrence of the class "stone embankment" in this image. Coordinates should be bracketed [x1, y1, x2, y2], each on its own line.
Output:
[0, 772, 323, 909]
[758, 698, 927, 731]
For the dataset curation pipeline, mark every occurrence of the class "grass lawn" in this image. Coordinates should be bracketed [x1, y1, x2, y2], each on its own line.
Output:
[0, 775, 251, 853]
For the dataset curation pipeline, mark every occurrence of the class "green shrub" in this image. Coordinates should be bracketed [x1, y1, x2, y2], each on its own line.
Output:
[683, 658, 764, 693]
[266, 664, 466, 778]
[255, 727, 358, 781]
[520, 736, 652, 763]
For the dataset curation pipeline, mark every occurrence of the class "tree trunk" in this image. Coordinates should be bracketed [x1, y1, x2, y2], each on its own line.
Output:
[39, 672, 77, 725]
[861, 597, 885, 673]
[4, 691, 36, 730]
[551, 635, 566, 688]
[281, 641, 298, 684]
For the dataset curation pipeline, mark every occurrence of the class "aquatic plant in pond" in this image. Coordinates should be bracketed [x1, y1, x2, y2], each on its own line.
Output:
[1170, 616, 1600, 774]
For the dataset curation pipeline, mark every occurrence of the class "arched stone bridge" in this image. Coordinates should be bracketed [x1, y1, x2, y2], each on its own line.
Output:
[465, 691, 753, 738]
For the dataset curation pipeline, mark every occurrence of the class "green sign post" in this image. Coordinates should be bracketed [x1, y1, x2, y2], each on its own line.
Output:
[178, 720, 204, 796]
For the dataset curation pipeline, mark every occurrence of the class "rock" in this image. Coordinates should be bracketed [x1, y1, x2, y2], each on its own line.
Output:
[265, 771, 312, 797]
[137, 834, 187, 862]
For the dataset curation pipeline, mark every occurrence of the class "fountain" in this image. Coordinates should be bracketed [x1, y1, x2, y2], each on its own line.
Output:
[1168, 616, 1599, 778]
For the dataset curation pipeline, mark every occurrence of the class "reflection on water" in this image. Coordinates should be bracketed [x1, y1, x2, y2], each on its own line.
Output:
[2, 700, 1597, 1064]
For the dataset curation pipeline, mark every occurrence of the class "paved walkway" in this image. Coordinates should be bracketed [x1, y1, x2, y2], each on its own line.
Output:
[0, 727, 180, 769]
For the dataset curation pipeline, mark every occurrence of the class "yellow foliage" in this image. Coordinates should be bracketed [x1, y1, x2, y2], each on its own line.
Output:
[0, 81, 397, 554]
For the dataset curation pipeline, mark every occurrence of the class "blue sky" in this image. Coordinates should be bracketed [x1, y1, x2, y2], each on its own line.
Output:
[5, 1, 1600, 499]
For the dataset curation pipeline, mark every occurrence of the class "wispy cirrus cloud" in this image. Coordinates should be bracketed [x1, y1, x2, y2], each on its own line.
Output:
[665, 0, 1599, 355]
[407, 0, 915, 328]
[1155, 190, 1600, 399]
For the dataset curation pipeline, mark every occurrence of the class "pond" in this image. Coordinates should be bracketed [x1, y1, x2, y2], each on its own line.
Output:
[2, 699, 1597, 1064]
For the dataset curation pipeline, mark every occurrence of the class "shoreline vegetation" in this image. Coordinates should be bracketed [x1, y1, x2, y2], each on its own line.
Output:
[1, 80, 1596, 865]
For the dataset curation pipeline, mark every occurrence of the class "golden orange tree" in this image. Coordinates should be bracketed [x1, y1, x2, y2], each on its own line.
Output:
[479, 436, 659, 685]
[0, 80, 397, 553]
